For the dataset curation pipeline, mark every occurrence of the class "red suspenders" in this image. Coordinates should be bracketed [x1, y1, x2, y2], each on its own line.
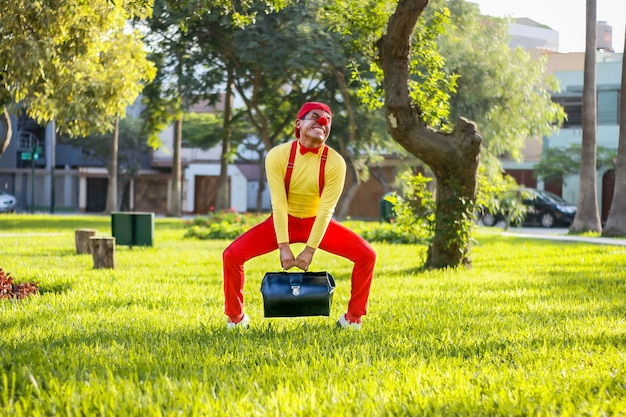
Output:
[284, 140, 329, 198]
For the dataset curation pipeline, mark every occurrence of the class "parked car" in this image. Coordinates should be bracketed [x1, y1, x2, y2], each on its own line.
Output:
[480, 188, 576, 228]
[0, 191, 17, 213]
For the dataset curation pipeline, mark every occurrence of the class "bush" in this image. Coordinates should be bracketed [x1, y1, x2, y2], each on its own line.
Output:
[183, 209, 423, 245]
[343, 221, 424, 244]
[184, 210, 268, 240]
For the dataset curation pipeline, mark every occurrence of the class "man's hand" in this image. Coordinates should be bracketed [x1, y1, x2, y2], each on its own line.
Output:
[295, 246, 316, 271]
[278, 243, 296, 270]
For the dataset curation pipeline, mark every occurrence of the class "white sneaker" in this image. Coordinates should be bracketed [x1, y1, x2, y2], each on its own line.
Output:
[227, 314, 250, 329]
[336, 314, 362, 330]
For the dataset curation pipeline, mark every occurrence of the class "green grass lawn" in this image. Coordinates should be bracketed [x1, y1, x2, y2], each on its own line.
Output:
[1, 214, 625, 416]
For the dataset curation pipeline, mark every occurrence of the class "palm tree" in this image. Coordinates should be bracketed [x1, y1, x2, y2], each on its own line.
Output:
[571, 0, 602, 232]
[602, 26, 626, 236]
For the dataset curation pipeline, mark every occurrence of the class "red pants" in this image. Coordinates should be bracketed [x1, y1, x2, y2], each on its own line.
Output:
[223, 215, 376, 320]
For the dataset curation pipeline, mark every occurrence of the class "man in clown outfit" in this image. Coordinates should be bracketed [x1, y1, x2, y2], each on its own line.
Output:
[222, 102, 376, 329]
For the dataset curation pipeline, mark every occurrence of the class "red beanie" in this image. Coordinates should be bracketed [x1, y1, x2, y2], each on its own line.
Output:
[295, 102, 332, 138]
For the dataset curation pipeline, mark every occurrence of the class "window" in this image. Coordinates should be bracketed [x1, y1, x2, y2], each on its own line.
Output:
[553, 96, 582, 127]
[598, 90, 618, 125]
[553, 89, 620, 127]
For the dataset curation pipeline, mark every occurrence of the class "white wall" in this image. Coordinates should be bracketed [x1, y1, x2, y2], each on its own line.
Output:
[247, 181, 272, 211]
[184, 163, 248, 212]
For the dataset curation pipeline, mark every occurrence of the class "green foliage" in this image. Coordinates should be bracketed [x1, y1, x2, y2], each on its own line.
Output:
[141, 0, 325, 151]
[326, 1, 457, 127]
[408, 8, 459, 129]
[181, 111, 254, 157]
[139, 0, 226, 146]
[477, 173, 530, 230]
[475, 166, 510, 210]
[376, 171, 478, 255]
[345, 221, 425, 245]
[498, 188, 534, 230]
[0, 0, 156, 138]
[114, 0, 155, 18]
[139, 60, 181, 147]
[534, 144, 618, 184]
[386, 171, 437, 244]
[183, 209, 429, 245]
[1, 215, 626, 415]
[184, 223, 249, 240]
[428, 0, 565, 163]
[183, 210, 268, 240]
[226, 0, 340, 148]
[65, 117, 152, 175]
[181, 112, 224, 150]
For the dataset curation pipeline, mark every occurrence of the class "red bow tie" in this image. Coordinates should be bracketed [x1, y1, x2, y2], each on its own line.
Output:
[299, 143, 320, 155]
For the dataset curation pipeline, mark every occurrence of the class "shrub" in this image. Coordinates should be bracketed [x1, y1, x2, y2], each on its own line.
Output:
[183, 209, 427, 244]
[383, 171, 436, 244]
[343, 221, 423, 244]
[184, 210, 268, 240]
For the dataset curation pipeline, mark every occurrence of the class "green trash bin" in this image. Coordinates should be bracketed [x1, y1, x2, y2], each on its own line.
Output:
[111, 212, 154, 247]
[379, 193, 396, 223]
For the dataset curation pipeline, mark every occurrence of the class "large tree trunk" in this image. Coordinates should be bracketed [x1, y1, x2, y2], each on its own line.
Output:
[169, 115, 183, 216]
[105, 117, 119, 214]
[336, 164, 359, 220]
[216, 70, 234, 211]
[0, 107, 11, 157]
[257, 158, 266, 213]
[602, 26, 626, 237]
[571, 0, 602, 233]
[377, 0, 482, 268]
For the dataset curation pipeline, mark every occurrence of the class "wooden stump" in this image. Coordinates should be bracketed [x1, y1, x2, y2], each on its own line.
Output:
[75, 229, 97, 254]
[90, 237, 116, 269]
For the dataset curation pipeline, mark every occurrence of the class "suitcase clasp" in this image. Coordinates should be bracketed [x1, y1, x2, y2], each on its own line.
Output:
[289, 273, 303, 296]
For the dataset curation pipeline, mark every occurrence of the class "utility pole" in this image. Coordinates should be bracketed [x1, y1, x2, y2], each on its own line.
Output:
[50, 120, 56, 214]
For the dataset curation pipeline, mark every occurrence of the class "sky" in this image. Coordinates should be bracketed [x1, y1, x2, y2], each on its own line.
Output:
[472, 0, 626, 53]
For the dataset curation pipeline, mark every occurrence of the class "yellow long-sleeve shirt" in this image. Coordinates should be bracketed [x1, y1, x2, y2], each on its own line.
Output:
[266, 140, 346, 248]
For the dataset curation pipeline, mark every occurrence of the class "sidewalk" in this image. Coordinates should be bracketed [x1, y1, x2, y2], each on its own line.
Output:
[499, 226, 626, 247]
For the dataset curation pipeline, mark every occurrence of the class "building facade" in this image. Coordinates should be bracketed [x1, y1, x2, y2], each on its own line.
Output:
[502, 19, 622, 223]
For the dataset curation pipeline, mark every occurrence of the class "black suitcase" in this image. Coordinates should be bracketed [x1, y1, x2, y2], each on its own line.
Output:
[260, 271, 336, 317]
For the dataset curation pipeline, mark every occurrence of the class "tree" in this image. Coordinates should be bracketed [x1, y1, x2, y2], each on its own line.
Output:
[65, 117, 153, 211]
[430, 0, 564, 168]
[141, 0, 278, 216]
[307, 7, 400, 220]
[602, 26, 626, 237]
[534, 144, 616, 184]
[140, 0, 402, 217]
[571, 0, 602, 233]
[140, 0, 299, 216]
[327, 0, 459, 223]
[225, 2, 343, 210]
[328, 0, 563, 267]
[0, 0, 155, 157]
[373, 0, 482, 268]
[141, 1, 203, 217]
[0, 109, 10, 156]
[105, 117, 120, 214]
[187, 10, 253, 211]
[215, 74, 235, 211]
